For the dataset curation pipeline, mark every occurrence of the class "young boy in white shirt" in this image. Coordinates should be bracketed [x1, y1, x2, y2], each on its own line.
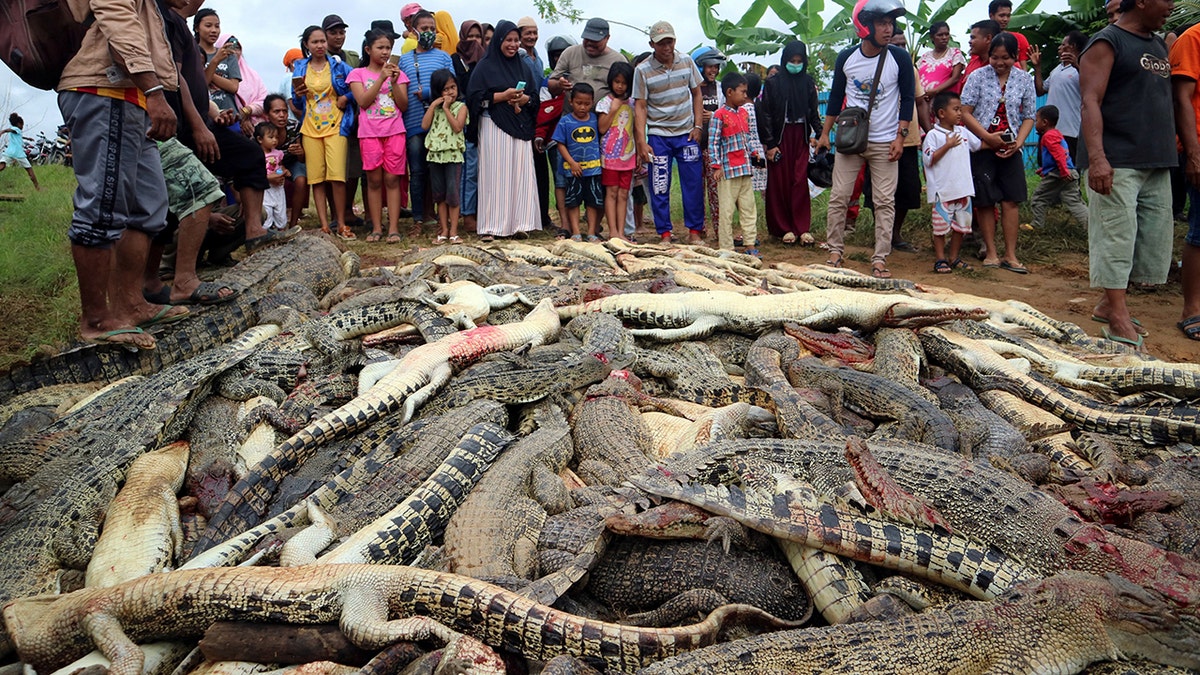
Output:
[922, 92, 981, 273]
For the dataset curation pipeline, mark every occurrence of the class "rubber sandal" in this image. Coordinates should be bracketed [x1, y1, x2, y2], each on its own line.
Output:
[871, 265, 893, 279]
[138, 305, 190, 328]
[480, 235, 494, 242]
[824, 254, 843, 268]
[83, 327, 155, 349]
[586, 234, 602, 242]
[1101, 326, 1145, 350]
[175, 281, 240, 306]
[733, 237, 744, 248]
[1091, 314, 1147, 336]
[933, 259, 952, 274]
[1000, 260, 1029, 274]
[892, 240, 917, 253]
[743, 248, 761, 258]
[386, 233, 402, 244]
[951, 258, 972, 271]
[142, 285, 172, 305]
[1178, 314, 1200, 341]
[337, 225, 357, 241]
[435, 235, 449, 244]
[365, 233, 382, 242]
[799, 233, 815, 246]
[782, 232, 797, 244]
[571, 234, 583, 242]
[246, 226, 301, 254]
[448, 236, 462, 244]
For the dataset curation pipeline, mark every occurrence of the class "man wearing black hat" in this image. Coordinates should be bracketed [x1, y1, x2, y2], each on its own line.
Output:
[370, 19, 402, 41]
[548, 17, 626, 100]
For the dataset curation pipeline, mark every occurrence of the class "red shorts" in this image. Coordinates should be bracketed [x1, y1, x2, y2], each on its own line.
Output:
[601, 167, 633, 190]
[359, 134, 407, 176]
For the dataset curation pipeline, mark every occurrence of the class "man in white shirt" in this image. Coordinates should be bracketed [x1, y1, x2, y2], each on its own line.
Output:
[817, 0, 915, 278]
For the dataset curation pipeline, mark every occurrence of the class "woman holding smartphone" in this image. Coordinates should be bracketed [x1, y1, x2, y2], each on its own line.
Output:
[291, 25, 357, 239]
[465, 20, 538, 240]
[194, 10, 241, 116]
[961, 32, 1037, 274]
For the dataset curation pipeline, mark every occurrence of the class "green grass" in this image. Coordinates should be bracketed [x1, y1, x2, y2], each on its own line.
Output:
[0, 165, 81, 369]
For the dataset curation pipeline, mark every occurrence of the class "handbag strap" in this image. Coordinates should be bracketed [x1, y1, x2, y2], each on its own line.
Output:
[865, 45, 889, 114]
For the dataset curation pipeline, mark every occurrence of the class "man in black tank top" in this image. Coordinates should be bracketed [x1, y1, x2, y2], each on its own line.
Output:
[1079, 0, 1175, 350]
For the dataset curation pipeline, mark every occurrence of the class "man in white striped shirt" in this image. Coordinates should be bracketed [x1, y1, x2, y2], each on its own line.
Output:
[633, 21, 705, 243]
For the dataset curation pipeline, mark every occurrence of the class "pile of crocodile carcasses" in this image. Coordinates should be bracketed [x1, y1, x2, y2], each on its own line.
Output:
[0, 234, 1198, 675]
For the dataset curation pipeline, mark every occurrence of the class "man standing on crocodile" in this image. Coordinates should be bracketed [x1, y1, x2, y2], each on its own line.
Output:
[57, 0, 189, 349]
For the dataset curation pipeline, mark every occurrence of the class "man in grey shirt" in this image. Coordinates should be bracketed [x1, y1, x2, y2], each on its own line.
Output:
[548, 18, 627, 100]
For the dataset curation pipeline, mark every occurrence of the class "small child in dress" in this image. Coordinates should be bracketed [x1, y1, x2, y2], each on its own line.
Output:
[922, 92, 981, 273]
[254, 121, 290, 231]
[597, 62, 636, 241]
[421, 69, 468, 244]
[553, 83, 605, 241]
[707, 72, 763, 256]
[1030, 104, 1088, 229]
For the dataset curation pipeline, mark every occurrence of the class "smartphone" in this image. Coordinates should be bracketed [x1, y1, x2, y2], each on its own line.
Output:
[226, 36, 240, 48]
[291, 75, 304, 90]
[515, 81, 526, 91]
[999, 130, 1016, 144]
[388, 54, 400, 66]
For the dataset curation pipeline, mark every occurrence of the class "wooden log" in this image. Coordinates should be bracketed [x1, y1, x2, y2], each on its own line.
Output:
[198, 623, 374, 666]
[0, 194, 26, 202]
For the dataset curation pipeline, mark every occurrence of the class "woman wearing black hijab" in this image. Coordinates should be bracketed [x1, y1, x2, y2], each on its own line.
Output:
[760, 40, 823, 244]
[466, 19, 539, 239]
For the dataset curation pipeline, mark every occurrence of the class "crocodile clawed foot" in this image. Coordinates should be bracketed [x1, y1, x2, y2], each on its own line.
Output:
[844, 437, 953, 532]
[702, 517, 751, 554]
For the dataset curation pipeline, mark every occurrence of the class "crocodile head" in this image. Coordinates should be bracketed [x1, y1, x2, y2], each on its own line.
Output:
[881, 300, 988, 328]
[1098, 573, 1200, 670]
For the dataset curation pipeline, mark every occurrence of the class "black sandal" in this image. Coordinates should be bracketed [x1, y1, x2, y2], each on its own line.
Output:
[934, 259, 952, 274]
[951, 258, 972, 271]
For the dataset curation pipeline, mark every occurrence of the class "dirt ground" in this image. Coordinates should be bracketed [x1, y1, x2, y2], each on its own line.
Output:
[756, 237, 1196, 363]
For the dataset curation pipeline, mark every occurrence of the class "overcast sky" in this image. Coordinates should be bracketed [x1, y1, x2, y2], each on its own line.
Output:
[1, 0, 1068, 138]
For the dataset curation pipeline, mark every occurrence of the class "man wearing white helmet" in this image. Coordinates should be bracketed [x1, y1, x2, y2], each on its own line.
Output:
[817, 0, 915, 279]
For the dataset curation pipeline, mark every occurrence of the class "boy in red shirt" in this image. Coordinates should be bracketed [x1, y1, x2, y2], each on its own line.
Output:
[1029, 105, 1087, 229]
[707, 72, 763, 256]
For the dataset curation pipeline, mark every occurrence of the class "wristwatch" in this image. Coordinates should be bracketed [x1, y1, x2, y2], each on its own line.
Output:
[899, 128, 910, 138]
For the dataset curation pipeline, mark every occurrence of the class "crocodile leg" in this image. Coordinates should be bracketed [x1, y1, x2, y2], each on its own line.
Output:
[628, 315, 725, 342]
[278, 500, 337, 567]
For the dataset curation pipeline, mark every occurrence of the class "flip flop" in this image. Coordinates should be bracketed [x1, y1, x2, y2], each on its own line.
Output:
[138, 305, 190, 329]
[1101, 326, 1145, 350]
[1000, 260, 1029, 274]
[365, 233, 382, 242]
[782, 232, 797, 244]
[142, 285, 172, 305]
[83, 327, 155, 349]
[176, 281, 239, 306]
[386, 233, 402, 244]
[824, 254, 843, 268]
[871, 265, 893, 279]
[1091, 314, 1148, 337]
[246, 226, 301, 254]
[1179, 314, 1200, 341]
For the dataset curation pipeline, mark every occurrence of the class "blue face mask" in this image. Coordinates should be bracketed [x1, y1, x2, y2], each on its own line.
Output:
[785, 62, 805, 74]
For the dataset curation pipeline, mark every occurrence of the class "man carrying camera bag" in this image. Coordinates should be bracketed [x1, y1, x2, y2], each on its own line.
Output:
[817, 0, 915, 278]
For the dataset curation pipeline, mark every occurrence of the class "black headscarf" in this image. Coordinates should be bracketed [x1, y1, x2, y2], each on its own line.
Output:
[466, 19, 537, 141]
[760, 40, 821, 148]
[773, 41, 812, 120]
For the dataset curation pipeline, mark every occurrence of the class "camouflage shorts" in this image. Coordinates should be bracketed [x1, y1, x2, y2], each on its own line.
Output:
[157, 137, 224, 220]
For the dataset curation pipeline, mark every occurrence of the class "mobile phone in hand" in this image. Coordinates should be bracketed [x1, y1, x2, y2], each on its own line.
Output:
[515, 81, 526, 91]
[999, 130, 1016, 144]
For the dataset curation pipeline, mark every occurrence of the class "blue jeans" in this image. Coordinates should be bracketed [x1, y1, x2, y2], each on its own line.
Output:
[461, 140, 478, 216]
[647, 134, 703, 234]
[406, 132, 428, 221]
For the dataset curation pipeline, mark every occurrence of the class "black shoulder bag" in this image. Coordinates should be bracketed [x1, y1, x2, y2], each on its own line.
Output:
[834, 47, 888, 155]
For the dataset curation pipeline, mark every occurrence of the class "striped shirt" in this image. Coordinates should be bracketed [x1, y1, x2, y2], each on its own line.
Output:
[632, 52, 702, 137]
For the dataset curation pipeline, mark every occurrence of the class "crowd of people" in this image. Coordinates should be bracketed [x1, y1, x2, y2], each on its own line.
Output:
[36, 0, 1200, 351]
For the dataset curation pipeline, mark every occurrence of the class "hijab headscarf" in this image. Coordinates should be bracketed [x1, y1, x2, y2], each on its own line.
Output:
[466, 20, 536, 140]
[456, 20, 486, 66]
[217, 33, 270, 119]
[435, 11, 458, 54]
[769, 40, 814, 123]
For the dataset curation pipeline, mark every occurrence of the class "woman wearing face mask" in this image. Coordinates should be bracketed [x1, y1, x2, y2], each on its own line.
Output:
[759, 40, 823, 245]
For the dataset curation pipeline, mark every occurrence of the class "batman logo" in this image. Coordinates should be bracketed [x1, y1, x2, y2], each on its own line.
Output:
[572, 126, 597, 144]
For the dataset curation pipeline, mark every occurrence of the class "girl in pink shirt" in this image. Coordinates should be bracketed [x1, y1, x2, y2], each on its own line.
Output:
[348, 29, 410, 242]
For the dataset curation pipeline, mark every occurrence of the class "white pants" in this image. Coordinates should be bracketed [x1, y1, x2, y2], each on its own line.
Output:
[263, 184, 288, 230]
